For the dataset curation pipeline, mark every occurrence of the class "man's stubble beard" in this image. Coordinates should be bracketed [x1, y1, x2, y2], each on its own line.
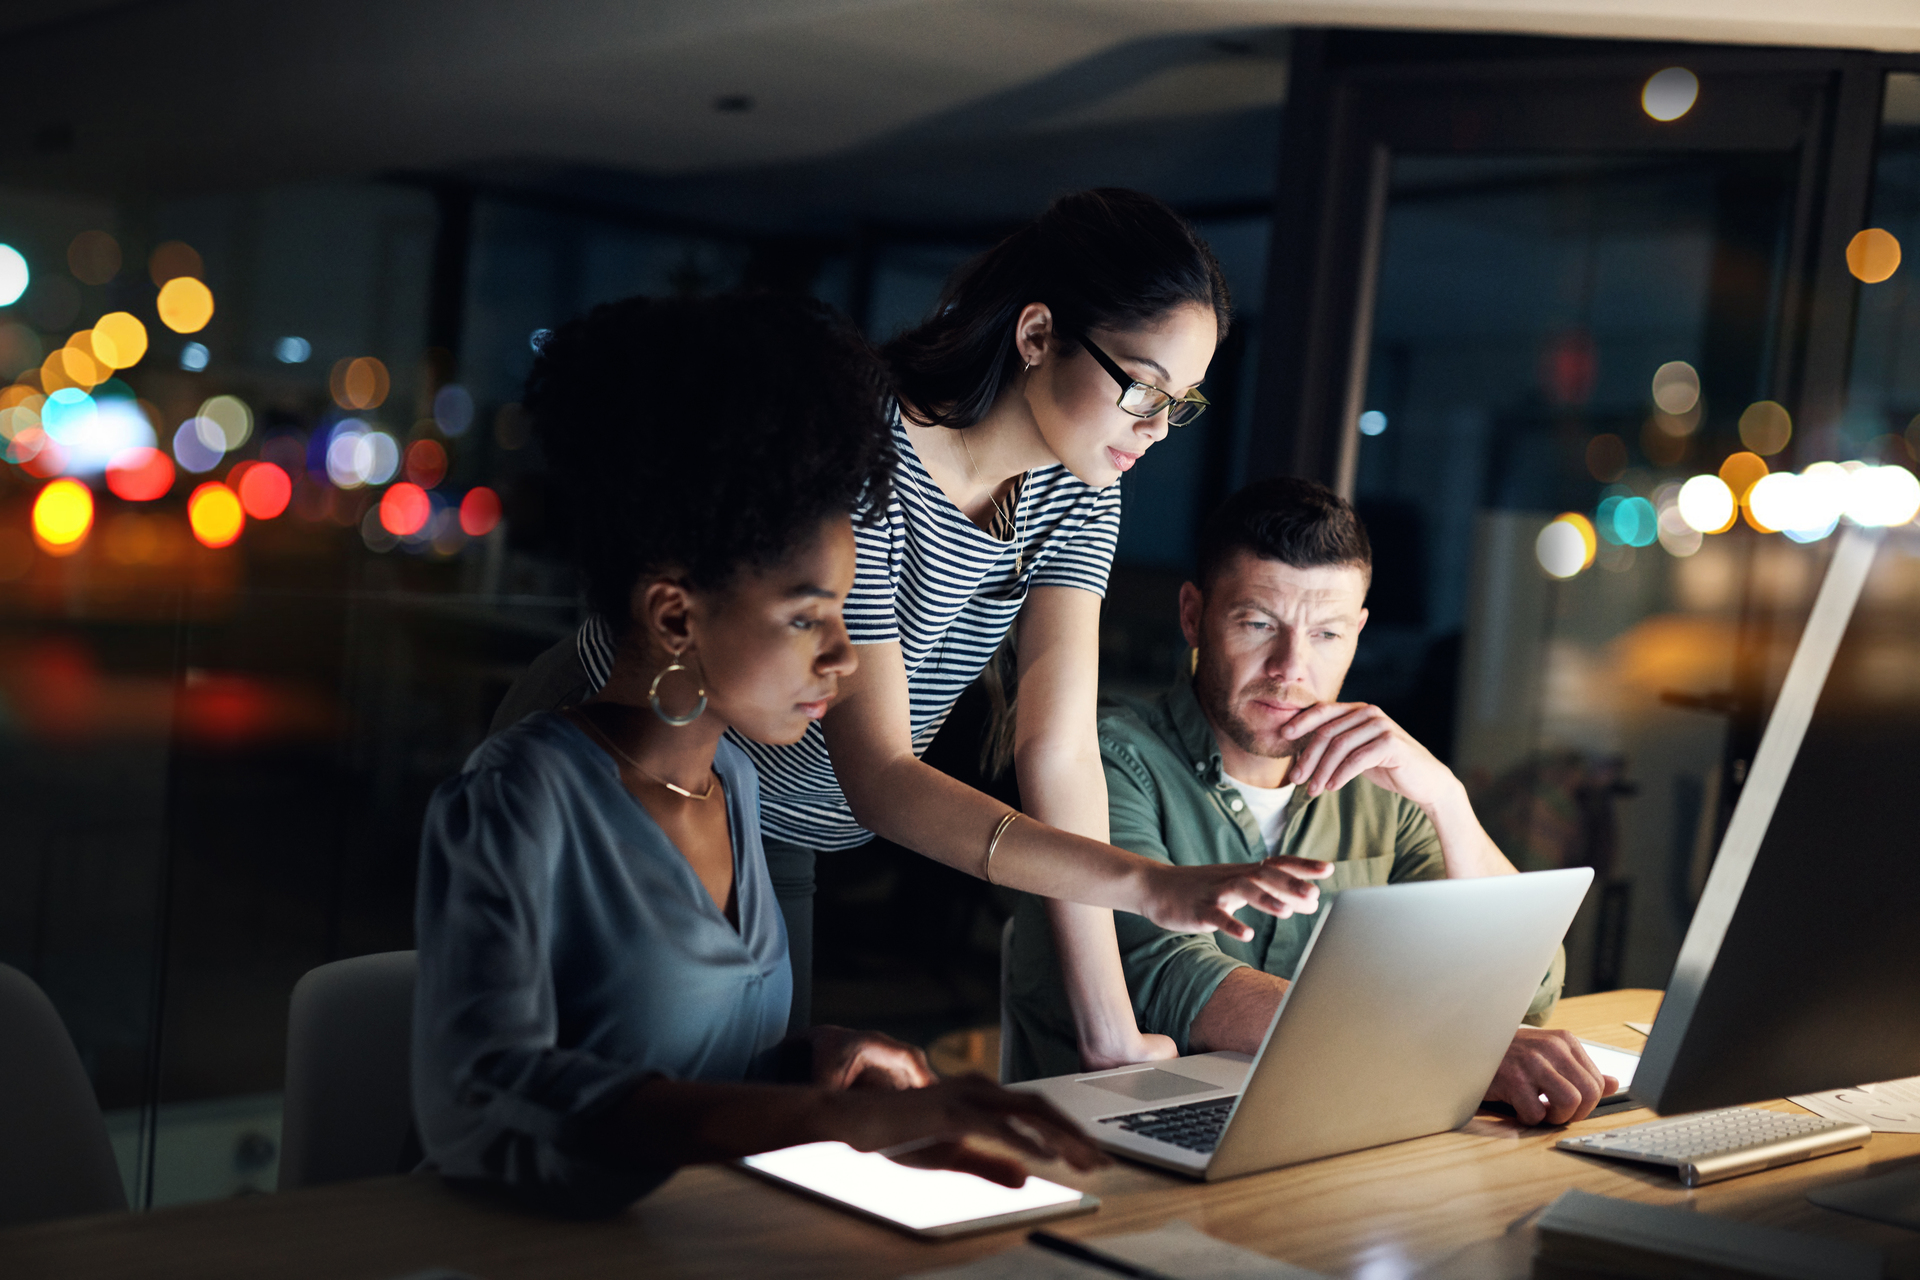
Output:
[1194, 649, 1301, 763]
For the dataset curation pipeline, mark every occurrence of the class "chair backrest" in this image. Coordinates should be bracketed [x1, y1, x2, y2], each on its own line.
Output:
[0, 964, 128, 1225]
[999, 917, 1015, 1084]
[278, 950, 417, 1191]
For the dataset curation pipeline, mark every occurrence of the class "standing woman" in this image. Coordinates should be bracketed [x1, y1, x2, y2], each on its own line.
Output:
[500, 190, 1328, 1069]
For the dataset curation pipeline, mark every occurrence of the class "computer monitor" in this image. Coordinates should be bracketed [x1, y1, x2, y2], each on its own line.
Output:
[1633, 526, 1920, 1117]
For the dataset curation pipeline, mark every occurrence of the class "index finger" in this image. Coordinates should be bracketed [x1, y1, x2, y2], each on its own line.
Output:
[1279, 701, 1359, 739]
[1266, 856, 1333, 879]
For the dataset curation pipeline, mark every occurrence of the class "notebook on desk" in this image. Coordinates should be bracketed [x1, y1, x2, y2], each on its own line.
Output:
[1013, 869, 1593, 1181]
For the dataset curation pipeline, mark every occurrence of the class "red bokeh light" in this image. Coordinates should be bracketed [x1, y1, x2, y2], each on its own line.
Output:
[238, 461, 292, 519]
[380, 482, 431, 536]
[459, 486, 501, 537]
[405, 438, 448, 488]
[106, 447, 176, 501]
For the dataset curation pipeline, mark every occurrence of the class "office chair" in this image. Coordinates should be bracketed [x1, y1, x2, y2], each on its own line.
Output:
[0, 963, 128, 1225]
[278, 950, 417, 1191]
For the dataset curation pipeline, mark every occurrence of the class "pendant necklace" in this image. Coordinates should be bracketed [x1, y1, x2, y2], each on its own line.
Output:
[958, 429, 1028, 575]
[575, 711, 717, 800]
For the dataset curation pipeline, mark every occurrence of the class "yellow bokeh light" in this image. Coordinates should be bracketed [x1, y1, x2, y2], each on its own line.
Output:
[91, 312, 149, 369]
[1847, 228, 1901, 284]
[157, 276, 215, 334]
[38, 350, 80, 394]
[1717, 450, 1769, 502]
[187, 481, 245, 548]
[32, 477, 94, 552]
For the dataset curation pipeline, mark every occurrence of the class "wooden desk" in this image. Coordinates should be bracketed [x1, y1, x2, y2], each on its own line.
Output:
[6, 991, 1917, 1279]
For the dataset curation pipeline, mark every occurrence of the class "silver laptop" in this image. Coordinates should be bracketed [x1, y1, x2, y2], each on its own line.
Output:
[1014, 868, 1593, 1180]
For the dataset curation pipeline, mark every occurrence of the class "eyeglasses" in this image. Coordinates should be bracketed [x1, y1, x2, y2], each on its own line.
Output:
[1078, 335, 1210, 427]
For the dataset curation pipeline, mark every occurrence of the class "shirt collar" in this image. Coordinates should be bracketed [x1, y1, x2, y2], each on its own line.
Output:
[1167, 654, 1229, 785]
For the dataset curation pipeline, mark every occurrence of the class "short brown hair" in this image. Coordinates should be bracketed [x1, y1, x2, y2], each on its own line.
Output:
[1195, 477, 1371, 591]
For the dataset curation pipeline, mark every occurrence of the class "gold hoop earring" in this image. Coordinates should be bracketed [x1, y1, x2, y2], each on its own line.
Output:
[1190, 647, 1199, 676]
[649, 655, 708, 727]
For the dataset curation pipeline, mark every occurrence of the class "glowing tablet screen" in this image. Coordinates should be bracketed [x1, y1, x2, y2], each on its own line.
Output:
[741, 1141, 1085, 1231]
[1580, 1041, 1640, 1092]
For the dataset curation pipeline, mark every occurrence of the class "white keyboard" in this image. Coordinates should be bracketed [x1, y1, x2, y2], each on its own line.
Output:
[1557, 1106, 1871, 1187]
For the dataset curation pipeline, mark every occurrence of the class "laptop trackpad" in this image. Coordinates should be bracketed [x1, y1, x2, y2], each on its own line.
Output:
[1079, 1068, 1215, 1103]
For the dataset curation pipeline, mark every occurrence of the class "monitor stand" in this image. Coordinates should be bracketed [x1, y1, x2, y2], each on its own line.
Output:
[1808, 1163, 1920, 1232]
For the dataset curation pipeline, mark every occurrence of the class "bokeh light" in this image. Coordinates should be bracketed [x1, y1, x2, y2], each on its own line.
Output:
[1598, 494, 1657, 548]
[1642, 67, 1699, 122]
[194, 394, 253, 452]
[45, 343, 101, 390]
[1717, 451, 1769, 502]
[275, 336, 311, 364]
[67, 231, 121, 286]
[91, 312, 149, 369]
[1677, 474, 1737, 533]
[1650, 360, 1700, 414]
[173, 418, 224, 473]
[148, 240, 203, 286]
[1654, 486, 1703, 558]
[323, 421, 399, 488]
[237, 461, 292, 519]
[187, 481, 244, 548]
[0, 244, 28, 306]
[32, 478, 93, 553]
[379, 482, 431, 536]
[180, 341, 210, 371]
[1585, 433, 1627, 483]
[1737, 400, 1792, 456]
[404, 437, 447, 487]
[157, 277, 215, 333]
[459, 486, 501, 537]
[1846, 229, 1902, 284]
[0, 320, 42, 376]
[1357, 410, 1387, 437]
[1790, 462, 1850, 541]
[38, 388, 152, 475]
[1843, 464, 1920, 528]
[106, 447, 175, 501]
[433, 384, 474, 435]
[1536, 513, 1596, 579]
[331, 356, 391, 410]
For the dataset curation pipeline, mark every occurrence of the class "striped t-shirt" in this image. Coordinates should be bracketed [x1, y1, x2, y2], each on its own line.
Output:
[576, 412, 1121, 850]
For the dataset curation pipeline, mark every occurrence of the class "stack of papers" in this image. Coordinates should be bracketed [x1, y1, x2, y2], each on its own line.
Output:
[1790, 1076, 1920, 1133]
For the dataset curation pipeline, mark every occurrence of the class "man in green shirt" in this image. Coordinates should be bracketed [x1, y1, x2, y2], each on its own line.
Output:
[1005, 478, 1615, 1126]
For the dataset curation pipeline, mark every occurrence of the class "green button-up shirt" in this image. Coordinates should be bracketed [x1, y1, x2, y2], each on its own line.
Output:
[1002, 663, 1564, 1083]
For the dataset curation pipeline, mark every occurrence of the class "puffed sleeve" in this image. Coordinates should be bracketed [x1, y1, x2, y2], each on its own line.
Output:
[411, 761, 669, 1215]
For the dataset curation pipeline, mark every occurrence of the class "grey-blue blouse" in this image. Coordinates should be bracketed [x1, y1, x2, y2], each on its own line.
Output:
[413, 712, 792, 1212]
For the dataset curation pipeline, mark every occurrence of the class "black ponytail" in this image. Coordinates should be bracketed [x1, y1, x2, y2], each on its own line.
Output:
[882, 188, 1231, 429]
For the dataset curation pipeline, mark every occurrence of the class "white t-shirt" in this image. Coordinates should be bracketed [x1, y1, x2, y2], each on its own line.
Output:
[1223, 773, 1298, 853]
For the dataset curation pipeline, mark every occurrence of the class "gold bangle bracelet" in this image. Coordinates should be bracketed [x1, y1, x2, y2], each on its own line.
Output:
[983, 810, 1022, 886]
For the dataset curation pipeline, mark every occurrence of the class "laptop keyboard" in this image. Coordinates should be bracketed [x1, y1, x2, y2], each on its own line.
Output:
[1100, 1096, 1239, 1152]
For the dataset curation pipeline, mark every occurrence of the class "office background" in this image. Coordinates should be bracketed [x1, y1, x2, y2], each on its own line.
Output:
[0, 1, 1916, 1209]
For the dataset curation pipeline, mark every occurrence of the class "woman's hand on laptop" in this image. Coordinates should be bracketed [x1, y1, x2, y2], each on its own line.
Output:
[808, 1025, 937, 1091]
[1484, 1029, 1618, 1126]
[1142, 857, 1332, 940]
[829, 1075, 1110, 1187]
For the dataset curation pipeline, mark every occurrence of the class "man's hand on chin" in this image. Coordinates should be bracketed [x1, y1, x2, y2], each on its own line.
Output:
[1484, 1028, 1616, 1126]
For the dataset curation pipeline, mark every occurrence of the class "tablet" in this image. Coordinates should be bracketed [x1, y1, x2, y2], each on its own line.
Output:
[1580, 1039, 1641, 1101]
[739, 1141, 1098, 1240]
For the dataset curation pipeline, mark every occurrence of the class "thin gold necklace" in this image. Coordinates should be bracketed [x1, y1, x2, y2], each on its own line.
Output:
[575, 711, 717, 801]
[956, 430, 1027, 572]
